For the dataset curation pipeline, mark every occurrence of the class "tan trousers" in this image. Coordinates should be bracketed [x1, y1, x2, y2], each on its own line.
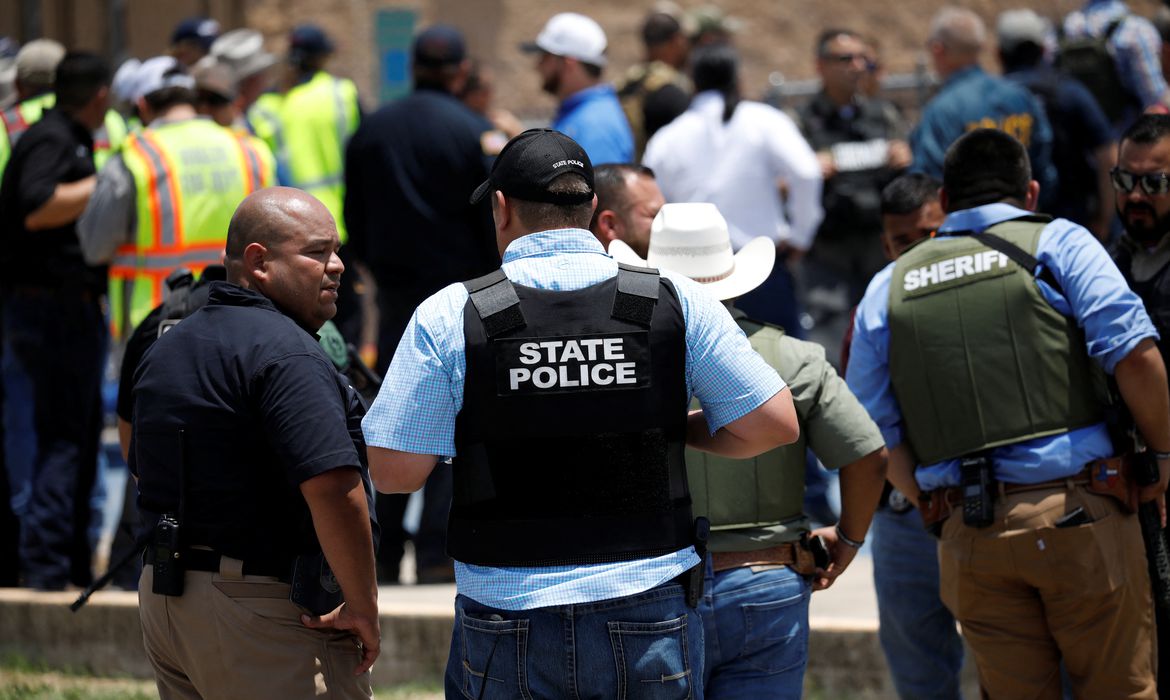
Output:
[139, 561, 372, 700]
[937, 484, 1157, 699]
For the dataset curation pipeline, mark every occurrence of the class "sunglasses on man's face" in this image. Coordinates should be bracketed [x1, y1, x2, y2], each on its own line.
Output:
[1111, 168, 1170, 196]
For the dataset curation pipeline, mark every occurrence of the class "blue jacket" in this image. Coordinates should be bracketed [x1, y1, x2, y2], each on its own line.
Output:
[911, 66, 1055, 197]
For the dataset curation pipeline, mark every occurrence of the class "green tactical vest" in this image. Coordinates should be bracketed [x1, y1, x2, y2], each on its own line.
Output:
[686, 317, 809, 552]
[888, 217, 1107, 466]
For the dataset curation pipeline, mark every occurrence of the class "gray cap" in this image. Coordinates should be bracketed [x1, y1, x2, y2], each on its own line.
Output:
[192, 58, 238, 100]
[996, 9, 1050, 53]
[211, 29, 276, 81]
[15, 39, 65, 86]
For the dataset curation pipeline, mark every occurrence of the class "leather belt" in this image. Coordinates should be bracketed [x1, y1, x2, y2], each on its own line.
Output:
[710, 542, 816, 575]
[939, 464, 1093, 504]
[145, 546, 289, 580]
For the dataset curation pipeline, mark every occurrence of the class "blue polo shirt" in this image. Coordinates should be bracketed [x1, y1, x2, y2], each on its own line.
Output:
[553, 84, 634, 165]
[910, 66, 1055, 197]
[846, 204, 1157, 490]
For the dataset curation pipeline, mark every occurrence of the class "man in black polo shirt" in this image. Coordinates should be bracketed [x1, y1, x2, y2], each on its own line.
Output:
[343, 24, 499, 583]
[0, 52, 109, 590]
[131, 187, 379, 698]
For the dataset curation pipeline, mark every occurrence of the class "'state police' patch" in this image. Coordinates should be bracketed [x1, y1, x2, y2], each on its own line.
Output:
[493, 332, 651, 396]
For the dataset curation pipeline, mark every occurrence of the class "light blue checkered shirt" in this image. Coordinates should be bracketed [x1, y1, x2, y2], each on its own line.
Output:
[362, 228, 786, 610]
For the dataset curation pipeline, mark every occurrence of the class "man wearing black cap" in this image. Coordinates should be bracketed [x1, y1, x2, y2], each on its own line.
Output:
[362, 128, 799, 698]
[169, 17, 220, 68]
[344, 25, 501, 584]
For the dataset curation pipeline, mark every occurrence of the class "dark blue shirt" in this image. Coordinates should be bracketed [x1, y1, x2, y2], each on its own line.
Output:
[343, 87, 499, 299]
[130, 282, 374, 570]
[1006, 66, 1112, 226]
[911, 66, 1055, 197]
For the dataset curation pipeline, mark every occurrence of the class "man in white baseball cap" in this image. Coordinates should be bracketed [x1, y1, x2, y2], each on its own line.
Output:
[611, 201, 887, 698]
[522, 12, 634, 165]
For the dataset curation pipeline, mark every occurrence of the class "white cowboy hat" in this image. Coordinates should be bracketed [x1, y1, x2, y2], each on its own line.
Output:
[609, 202, 775, 301]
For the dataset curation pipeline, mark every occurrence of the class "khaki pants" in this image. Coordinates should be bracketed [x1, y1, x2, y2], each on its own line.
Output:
[139, 561, 372, 700]
[938, 485, 1156, 699]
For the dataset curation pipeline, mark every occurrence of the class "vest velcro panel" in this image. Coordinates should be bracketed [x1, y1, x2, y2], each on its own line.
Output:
[888, 219, 1106, 465]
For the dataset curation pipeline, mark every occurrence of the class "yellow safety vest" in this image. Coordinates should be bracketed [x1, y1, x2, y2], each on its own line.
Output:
[0, 93, 129, 174]
[248, 71, 359, 240]
[111, 118, 273, 339]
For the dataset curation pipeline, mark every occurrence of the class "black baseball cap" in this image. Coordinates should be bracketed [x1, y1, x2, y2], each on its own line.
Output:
[469, 128, 595, 205]
[413, 25, 466, 68]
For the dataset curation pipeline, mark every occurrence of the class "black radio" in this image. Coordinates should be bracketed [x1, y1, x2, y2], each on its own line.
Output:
[151, 513, 185, 596]
[959, 454, 996, 528]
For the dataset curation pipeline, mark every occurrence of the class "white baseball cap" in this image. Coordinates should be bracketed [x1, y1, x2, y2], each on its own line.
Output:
[522, 13, 608, 67]
[129, 56, 196, 102]
[609, 203, 776, 301]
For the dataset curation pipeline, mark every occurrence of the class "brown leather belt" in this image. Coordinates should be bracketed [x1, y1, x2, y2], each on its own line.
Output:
[920, 464, 1099, 529]
[709, 542, 816, 575]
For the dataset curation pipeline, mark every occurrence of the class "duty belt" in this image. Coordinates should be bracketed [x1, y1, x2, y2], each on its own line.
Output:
[710, 542, 817, 576]
[145, 546, 290, 580]
[918, 458, 1129, 531]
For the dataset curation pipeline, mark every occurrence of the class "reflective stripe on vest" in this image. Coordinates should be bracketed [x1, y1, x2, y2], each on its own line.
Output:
[111, 119, 257, 338]
[888, 218, 1107, 465]
[685, 318, 806, 549]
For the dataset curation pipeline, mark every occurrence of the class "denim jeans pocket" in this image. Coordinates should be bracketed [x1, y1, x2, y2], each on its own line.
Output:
[608, 614, 693, 700]
[459, 612, 531, 700]
[740, 590, 808, 674]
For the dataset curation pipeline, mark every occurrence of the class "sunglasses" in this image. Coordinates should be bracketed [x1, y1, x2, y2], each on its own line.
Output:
[1111, 168, 1170, 196]
[824, 52, 864, 64]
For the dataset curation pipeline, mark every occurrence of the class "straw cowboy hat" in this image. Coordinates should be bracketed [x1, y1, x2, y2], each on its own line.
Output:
[609, 202, 775, 301]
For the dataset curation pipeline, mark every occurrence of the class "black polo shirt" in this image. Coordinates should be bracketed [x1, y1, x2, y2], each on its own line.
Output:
[130, 281, 374, 571]
[0, 107, 103, 291]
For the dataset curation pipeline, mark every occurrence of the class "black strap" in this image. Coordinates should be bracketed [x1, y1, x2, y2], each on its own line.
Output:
[968, 231, 1064, 296]
[464, 269, 526, 338]
[613, 263, 660, 326]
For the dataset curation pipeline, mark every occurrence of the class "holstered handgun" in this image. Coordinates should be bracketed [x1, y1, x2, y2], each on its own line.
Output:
[1086, 456, 1138, 513]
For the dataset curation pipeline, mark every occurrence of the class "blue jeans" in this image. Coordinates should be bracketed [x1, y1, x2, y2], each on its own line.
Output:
[446, 582, 704, 699]
[698, 556, 811, 699]
[2, 288, 105, 589]
[871, 506, 964, 700]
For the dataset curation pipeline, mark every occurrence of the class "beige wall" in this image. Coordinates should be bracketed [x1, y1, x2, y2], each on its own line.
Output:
[2, 0, 1166, 118]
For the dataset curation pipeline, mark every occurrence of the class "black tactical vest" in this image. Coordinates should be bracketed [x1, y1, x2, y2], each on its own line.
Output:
[449, 265, 693, 566]
[1114, 241, 1170, 373]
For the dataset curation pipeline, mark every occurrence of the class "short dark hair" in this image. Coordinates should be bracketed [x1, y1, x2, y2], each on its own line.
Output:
[507, 173, 595, 231]
[642, 13, 682, 47]
[881, 173, 941, 216]
[590, 163, 655, 230]
[998, 41, 1044, 71]
[1120, 113, 1170, 148]
[54, 52, 110, 111]
[816, 28, 860, 56]
[942, 128, 1031, 212]
[582, 61, 602, 79]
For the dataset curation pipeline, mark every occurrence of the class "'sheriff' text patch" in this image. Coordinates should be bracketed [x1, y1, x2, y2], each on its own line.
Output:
[493, 332, 651, 396]
[902, 250, 1010, 295]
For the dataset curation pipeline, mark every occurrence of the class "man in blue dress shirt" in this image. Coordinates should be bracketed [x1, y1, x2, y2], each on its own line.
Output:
[362, 129, 798, 698]
[848, 128, 1169, 698]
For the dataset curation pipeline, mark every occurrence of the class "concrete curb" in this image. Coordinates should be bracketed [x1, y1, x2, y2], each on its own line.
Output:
[0, 588, 977, 697]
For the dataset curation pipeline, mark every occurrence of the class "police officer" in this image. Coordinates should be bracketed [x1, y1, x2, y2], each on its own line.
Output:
[362, 128, 799, 698]
[849, 128, 1169, 698]
[77, 56, 273, 340]
[132, 187, 379, 699]
[798, 27, 910, 361]
[610, 203, 887, 698]
[249, 24, 359, 241]
[911, 7, 1055, 203]
[1110, 113, 1170, 699]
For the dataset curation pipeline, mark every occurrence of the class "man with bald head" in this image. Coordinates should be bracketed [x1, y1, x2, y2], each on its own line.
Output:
[911, 6, 1054, 201]
[130, 187, 380, 700]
